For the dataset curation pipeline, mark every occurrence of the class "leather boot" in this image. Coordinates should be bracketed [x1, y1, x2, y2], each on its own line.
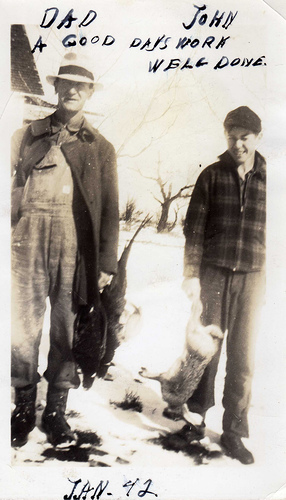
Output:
[11, 384, 37, 447]
[220, 432, 254, 465]
[41, 386, 77, 449]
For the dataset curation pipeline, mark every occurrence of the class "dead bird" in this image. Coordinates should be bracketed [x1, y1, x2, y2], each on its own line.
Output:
[98, 216, 151, 375]
[139, 297, 223, 420]
[73, 216, 151, 388]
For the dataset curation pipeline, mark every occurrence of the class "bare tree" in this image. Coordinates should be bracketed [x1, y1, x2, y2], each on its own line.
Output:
[136, 158, 194, 233]
[96, 73, 195, 231]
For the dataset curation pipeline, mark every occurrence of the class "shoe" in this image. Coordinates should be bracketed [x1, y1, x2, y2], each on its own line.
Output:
[11, 385, 37, 448]
[42, 386, 77, 448]
[42, 409, 77, 449]
[220, 432, 254, 465]
[11, 402, 36, 447]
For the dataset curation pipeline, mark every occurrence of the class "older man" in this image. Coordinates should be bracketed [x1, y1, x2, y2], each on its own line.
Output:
[183, 106, 266, 464]
[11, 52, 119, 448]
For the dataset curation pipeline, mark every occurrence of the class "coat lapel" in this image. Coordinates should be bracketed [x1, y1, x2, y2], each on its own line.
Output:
[61, 140, 91, 212]
[19, 137, 51, 185]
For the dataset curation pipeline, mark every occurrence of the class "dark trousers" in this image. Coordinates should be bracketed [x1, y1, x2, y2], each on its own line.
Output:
[187, 264, 265, 437]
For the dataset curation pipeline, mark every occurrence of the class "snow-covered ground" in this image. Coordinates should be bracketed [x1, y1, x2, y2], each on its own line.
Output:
[9, 226, 286, 499]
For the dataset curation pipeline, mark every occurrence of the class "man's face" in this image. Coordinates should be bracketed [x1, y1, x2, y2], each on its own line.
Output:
[225, 126, 262, 166]
[56, 79, 93, 114]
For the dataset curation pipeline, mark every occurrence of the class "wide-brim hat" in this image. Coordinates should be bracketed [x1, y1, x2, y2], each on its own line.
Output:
[46, 52, 103, 90]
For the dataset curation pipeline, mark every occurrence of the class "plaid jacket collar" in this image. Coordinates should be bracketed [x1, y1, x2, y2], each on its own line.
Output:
[29, 112, 98, 143]
[219, 150, 266, 181]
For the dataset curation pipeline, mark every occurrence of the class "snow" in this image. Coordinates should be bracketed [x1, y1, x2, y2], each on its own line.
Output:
[8, 227, 286, 499]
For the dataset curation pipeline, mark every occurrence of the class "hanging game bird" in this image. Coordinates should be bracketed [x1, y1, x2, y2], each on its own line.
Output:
[139, 297, 223, 418]
[73, 217, 151, 389]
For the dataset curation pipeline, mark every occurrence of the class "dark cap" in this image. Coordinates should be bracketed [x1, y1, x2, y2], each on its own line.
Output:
[224, 106, 262, 134]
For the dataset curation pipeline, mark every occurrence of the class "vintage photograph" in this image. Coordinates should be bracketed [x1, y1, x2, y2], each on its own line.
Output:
[1, 0, 286, 499]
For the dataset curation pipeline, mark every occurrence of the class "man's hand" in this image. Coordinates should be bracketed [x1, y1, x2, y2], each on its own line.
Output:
[182, 277, 201, 301]
[98, 271, 112, 291]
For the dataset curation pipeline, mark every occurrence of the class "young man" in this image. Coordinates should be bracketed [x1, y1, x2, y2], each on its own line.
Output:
[183, 106, 266, 464]
[11, 52, 119, 448]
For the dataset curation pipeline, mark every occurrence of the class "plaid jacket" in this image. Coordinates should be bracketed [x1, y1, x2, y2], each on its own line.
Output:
[184, 150, 266, 278]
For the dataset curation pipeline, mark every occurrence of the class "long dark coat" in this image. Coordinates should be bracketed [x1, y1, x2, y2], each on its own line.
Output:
[11, 113, 119, 308]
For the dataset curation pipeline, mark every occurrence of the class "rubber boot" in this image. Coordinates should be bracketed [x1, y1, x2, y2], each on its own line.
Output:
[41, 386, 77, 449]
[11, 384, 37, 447]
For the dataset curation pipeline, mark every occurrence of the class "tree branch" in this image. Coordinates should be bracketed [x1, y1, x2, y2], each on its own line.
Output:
[169, 184, 195, 202]
[153, 195, 163, 206]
